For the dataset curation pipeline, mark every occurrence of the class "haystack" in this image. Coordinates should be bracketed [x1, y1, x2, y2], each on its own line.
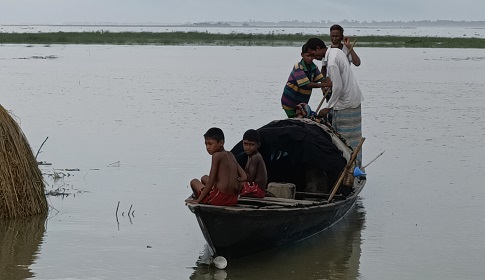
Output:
[0, 104, 47, 219]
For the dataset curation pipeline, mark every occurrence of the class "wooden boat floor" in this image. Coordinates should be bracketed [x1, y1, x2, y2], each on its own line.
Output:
[237, 196, 323, 208]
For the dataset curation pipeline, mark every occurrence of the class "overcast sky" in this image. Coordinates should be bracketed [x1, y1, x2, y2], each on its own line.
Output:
[1, 0, 484, 25]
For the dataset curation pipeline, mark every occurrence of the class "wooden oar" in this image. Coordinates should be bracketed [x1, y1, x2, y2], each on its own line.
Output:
[316, 87, 331, 114]
[327, 137, 365, 203]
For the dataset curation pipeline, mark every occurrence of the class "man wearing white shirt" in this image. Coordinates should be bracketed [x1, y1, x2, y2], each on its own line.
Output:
[330, 24, 361, 67]
[306, 37, 364, 167]
[321, 24, 361, 78]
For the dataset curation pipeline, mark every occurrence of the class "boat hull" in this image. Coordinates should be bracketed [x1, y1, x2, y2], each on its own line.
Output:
[188, 181, 363, 259]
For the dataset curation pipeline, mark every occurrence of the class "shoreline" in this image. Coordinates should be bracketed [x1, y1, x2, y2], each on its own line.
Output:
[1, 31, 485, 48]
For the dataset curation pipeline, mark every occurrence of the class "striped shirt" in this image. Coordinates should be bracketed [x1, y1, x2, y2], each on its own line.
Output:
[281, 59, 325, 110]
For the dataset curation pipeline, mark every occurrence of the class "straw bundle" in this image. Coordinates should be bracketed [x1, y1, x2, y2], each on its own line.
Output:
[0, 104, 47, 219]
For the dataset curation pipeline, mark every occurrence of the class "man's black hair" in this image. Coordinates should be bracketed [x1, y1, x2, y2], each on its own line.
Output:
[204, 127, 224, 142]
[305, 37, 326, 50]
[243, 129, 260, 143]
[330, 24, 344, 34]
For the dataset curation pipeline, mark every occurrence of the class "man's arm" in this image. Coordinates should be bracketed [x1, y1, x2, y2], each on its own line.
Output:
[349, 49, 361, 66]
[344, 37, 361, 66]
[321, 65, 327, 78]
[307, 77, 332, 89]
[325, 65, 343, 109]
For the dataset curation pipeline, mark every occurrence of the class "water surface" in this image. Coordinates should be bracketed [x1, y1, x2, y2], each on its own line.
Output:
[1, 45, 485, 279]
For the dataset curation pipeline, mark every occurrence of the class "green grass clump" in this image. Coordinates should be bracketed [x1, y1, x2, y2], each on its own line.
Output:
[0, 31, 484, 48]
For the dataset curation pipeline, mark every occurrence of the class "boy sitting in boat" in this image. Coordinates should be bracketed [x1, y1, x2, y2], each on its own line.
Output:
[186, 127, 247, 206]
[239, 129, 268, 198]
[281, 43, 332, 118]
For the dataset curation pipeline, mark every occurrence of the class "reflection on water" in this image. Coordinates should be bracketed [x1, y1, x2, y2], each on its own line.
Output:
[0, 214, 47, 280]
[190, 199, 366, 280]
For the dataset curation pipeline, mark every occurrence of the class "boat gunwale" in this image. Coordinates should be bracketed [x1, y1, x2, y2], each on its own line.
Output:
[187, 179, 365, 214]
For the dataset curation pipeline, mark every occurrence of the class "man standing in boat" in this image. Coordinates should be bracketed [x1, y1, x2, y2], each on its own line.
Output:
[321, 24, 362, 102]
[329, 24, 361, 67]
[306, 38, 364, 167]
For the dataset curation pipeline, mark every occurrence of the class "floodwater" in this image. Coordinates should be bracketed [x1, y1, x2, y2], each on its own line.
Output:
[1, 44, 485, 280]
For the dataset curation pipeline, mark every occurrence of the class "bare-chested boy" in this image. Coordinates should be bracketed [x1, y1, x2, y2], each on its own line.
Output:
[239, 129, 268, 198]
[186, 127, 247, 206]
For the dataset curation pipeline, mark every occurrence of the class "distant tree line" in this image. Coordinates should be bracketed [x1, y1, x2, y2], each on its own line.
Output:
[191, 20, 485, 28]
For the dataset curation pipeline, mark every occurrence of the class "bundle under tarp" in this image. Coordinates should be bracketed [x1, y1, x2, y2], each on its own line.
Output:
[231, 119, 347, 192]
[0, 104, 47, 219]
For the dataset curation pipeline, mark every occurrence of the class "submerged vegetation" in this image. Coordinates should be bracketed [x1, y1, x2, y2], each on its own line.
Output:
[0, 31, 484, 48]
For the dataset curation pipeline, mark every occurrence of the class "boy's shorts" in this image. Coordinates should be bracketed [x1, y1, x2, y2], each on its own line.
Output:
[240, 182, 265, 198]
[284, 109, 297, 118]
[198, 188, 238, 206]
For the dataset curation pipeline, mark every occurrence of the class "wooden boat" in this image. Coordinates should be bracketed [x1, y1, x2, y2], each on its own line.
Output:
[186, 118, 366, 259]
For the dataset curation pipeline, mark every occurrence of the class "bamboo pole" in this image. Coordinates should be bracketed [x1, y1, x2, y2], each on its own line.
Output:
[316, 88, 331, 114]
[347, 38, 357, 56]
[327, 137, 365, 203]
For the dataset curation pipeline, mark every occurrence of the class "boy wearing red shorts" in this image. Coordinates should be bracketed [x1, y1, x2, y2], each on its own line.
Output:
[239, 129, 268, 198]
[186, 128, 246, 206]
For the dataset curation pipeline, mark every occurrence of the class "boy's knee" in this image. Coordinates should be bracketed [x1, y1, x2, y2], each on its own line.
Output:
[201, 175, 209, 183]
[190, 179, 199, 187]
